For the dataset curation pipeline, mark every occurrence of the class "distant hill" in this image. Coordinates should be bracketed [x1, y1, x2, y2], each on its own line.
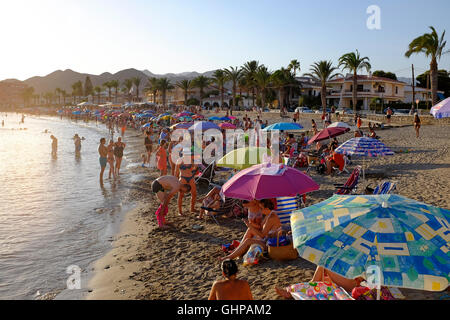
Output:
[17, 68, 218, 94]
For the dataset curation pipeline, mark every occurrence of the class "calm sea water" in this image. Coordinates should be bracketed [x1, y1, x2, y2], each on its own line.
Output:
[0, 113, 136, 299]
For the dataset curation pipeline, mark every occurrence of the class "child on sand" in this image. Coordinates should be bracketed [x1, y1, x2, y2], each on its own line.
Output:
[156, 140, 168, 176]
[141, 153, 147, 168]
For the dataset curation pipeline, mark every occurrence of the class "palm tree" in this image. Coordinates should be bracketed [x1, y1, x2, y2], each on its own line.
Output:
[110, 80, 120, 103]
[254, 66, 272, 109]
[71, 81, 83, 104]
[132, 77, 142, 101]
[224, 67, 242, 112]
[405, 26, 449, 107]
[338, 50, 371, 113]
[61, 90, 68, 105]
[192, 75, 211, 108]
[103, 81, 113, 102]
[144, 77, 160, 104]
[157, 78, 174, 108]
[241, 61, 260, 107]
[211, 70, 227, 108]
[123, 79, 133, 102]
[55, 88, 62, 105]
[288, 59, 301, 76]
[21, 87, 35, 106]
[271, 68, 292, 111]
[176, 79, 192, 105]
[94, 86, 103, 104]
[304, 60, 341, 111]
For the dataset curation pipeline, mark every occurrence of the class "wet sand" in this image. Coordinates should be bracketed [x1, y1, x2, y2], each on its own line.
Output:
[86, 112, 450, 300]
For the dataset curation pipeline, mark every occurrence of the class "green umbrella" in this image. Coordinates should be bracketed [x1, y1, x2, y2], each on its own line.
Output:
[217, 147, 271, 170]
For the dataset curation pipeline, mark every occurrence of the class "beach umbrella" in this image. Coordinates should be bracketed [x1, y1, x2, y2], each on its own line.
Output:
[335, 137, 394, 179]
[170, 122, 194, 130]
[179, 116, 193, 122]
[219, 116, 232, 121]
[221, 162, 319, 201]
[192, 114, 205, 119]
[263, 122, 304, 131]
[291, 194, 450, 292]
[142, 123, 152, 128]
[217, 147, 271, 170]
[209, 116, 223, 121]
[176, 112, 191, 118]
[430, 97, 450, 119]
[72, 111, 81, 115]
[327, 122, 355, 130]
[219, 122, 237, 130]
[188, 121, 221, 131]
[228, 116, 237, 120]
[308, 127, 350, 145]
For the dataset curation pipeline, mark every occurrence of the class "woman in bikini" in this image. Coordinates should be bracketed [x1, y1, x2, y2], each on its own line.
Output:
[156, 140, 168, 176]
[175, 154, 199, 216]
[114, 137, 126, 176]
[107, 139, 116, 179]
[219, 199, 281, 261]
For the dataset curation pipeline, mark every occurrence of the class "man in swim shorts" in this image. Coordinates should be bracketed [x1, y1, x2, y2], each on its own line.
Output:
[209, 259, 253, 300]
[98, 138, 108, 185]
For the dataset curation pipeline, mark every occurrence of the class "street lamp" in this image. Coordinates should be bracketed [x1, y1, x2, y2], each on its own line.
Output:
[416, 99, 420, 114]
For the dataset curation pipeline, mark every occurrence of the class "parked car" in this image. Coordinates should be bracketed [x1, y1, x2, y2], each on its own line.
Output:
[295, 107, 313, 113]
[336, 108, 354, 115]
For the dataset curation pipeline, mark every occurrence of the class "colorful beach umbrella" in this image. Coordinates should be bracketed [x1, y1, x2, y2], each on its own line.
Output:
[221, 162, 319, 201]
[430, 97, 450, 119]
[188, 121, 221, 131]
[335, 137, 394, 158]
[327, 122, 355, 130]
[209, 116, 223, 121]
[263, 122, 304, 131]
[217, 147, 271, 170]
[170, 122, 194, 130]
[291, 194, 450, 292]
[219, 122, 237, 130]
[178, 116, 193, 122]
[308, 127, 350, 145]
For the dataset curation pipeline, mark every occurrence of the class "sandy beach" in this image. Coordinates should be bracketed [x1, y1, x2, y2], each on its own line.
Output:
[85, 112, 450, 301]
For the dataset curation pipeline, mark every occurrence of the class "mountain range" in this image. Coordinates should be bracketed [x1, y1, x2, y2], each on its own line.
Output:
[10, 68, 217, 94]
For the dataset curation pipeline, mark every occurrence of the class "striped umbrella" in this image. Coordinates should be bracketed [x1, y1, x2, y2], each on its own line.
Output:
[291, 194, 450, 292]
[430, 97, 450, 119]
[335, 137, 394, 179]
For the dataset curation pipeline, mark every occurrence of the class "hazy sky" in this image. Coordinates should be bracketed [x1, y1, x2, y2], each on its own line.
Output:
[1, 0, 449, 80]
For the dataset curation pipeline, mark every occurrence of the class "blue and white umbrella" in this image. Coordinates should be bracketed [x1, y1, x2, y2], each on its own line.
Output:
[263, 122, 304, 131]
[430, 97, 450, 119]
[335, 137, 394, 179]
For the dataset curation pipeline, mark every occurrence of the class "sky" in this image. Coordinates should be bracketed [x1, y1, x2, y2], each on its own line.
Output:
[1, 0, 449, 81]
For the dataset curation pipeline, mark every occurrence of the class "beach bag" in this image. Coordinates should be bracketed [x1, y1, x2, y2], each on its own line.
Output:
[268, 230, 298, 261]
[243, 244, 263, 266]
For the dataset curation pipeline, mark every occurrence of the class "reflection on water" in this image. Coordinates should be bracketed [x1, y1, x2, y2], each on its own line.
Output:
[0, 113, 132, 300]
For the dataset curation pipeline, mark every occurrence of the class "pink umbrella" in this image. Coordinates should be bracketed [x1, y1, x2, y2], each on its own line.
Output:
[176, 112, 191, 118]
[228, 116, 237, 120]
[221, 163, 319, 201]
[219, 122, 237, 130]
[308, 127, 350, 145]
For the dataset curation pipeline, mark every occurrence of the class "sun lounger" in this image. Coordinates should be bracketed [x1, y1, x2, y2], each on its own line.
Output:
[334, 166, 362, 195]
[373, 181, 397, 195]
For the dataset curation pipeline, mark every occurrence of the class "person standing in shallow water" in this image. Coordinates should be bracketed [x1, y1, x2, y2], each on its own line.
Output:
[98, 138, 108, 185]
[50, 135, 58, 157]
[74, 134, 82, 155]
[114, 137, 126, 176]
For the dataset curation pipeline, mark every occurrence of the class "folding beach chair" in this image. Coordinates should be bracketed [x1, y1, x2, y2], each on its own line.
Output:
[275, 196, 304, 229]
[331, 155, 351, 175]
[201, 198, 244, 225]
[334, 166, 362, 195]
[373, 181, 397, 195]
[195, 161, 216, 189]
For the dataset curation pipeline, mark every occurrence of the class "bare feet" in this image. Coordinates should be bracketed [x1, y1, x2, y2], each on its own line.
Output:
[275, 286, 292, 299]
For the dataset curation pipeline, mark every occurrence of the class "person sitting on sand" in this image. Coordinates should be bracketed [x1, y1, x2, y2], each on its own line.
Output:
[219, 199, 281, 262]
[354, 129, 363, 138]
[175, 153, 199, 216]
[275, 265, 365, 299]
[197, 186, 223, 219]
[325, 145, 345, 175]
[209, 259, 253, 300]
[243, 200, 263, 231]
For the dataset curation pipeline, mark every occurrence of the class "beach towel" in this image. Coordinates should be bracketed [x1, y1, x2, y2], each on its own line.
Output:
[287, 281, 354, 300]
[155, 204, 168, 228]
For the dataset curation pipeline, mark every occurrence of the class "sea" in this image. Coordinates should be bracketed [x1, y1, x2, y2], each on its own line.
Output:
[0, 112, 139, 300]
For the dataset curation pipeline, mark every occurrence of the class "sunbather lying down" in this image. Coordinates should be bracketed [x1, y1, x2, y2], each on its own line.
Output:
[197, 186, 222, 219]
[275, 266, 365, 299]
